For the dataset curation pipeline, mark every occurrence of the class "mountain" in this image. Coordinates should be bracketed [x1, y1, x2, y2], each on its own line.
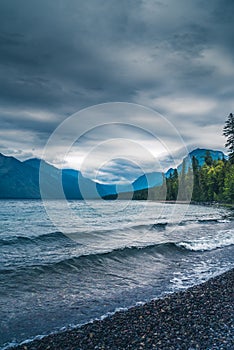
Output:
[24, 158, 119, 198]
[188, 148, 225, 165]
[61, 168, 117, 198]
[0, 148, 227, 199]
[165, 148, 226, 178]
[0, 153, 40, 198]
[0, 154, 118, 199]
[132, 172, 163, 191]
[24, 158, 80, 199]
[165, 168, 174, 178]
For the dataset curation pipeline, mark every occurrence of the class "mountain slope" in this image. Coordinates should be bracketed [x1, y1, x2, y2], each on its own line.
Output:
[189, 148, 225, 165]
[24, 158, 117, 199]
[132, 172, 163, 190]
[0, 153, 40, 198]
[0, 154, 118, 199]
[0, 148, 227, 199]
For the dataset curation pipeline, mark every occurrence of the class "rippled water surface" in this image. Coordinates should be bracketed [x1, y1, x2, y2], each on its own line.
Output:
[0, 200, 233, 348]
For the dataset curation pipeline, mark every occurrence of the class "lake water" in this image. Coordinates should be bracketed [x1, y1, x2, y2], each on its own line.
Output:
[0, 200, 233, 348]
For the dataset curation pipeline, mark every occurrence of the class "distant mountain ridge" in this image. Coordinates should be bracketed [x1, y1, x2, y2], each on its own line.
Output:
[0, 148, 226, 199]
[0, 153, 40, 198]
[0, 154, 116, 199]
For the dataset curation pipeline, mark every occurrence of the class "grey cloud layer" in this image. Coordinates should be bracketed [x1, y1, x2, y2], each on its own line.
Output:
[0, 0, 233, 178]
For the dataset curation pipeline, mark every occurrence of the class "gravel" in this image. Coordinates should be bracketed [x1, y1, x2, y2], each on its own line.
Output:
[10, 269, 234, 350]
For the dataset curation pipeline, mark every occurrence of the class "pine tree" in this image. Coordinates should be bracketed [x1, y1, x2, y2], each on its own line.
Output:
[177, 159, 192, 201]
[166, 173, 173, 200]
[191, 156, 200, 201]
[223, 163, 234, 202]
[172, 169, 178, 199]
[223, 113, 234, 164]
[166, 169, 178, 200]
[204, 150, 213, 166]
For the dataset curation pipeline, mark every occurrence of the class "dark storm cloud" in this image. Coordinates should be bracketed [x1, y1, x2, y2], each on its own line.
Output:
[0, 0, 233, 174]
[0, 0, 138, 111]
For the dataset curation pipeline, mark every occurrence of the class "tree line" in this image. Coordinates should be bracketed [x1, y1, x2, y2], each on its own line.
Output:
[167, 113, 234, 203]
[166, 151, 234, 203]
[133, 113, 234, 203]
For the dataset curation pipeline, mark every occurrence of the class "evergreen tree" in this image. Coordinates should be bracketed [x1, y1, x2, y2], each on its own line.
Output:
[177, 159, 192, 201]
[172, 169, 178, 199]
[199, 164, 210, 201]
[223, 113, 234, 164]
[204, 150, 213, 166]
[166, 173, 174, 200]
[132, 144, 233, 203]
[191, 156, 200, 201]
[166, 169, 178, 200]
[223, 163, 234, 202]
[177, 159, 186, 201]
[185, 165, 193, 200]
[153, 173, 167, 200]
[214, 160, 226, 201]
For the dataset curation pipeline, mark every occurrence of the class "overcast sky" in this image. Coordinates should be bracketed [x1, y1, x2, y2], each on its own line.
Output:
[0, 0, 233, 182]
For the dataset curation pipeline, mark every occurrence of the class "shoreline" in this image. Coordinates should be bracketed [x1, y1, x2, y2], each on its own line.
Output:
[10, 268, 234, 350]
[1, 198, 233, 212]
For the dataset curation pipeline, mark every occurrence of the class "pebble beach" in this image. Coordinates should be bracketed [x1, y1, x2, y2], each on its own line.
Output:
[10, 268, 233, 350]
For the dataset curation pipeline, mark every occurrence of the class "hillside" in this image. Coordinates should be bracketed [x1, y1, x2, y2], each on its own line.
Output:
[0, 148, 227, 200]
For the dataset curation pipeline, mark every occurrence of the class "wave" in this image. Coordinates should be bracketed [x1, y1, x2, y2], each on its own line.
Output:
[0, 242, 179, 274]
[129, 222, 168, 231]
[177, 230, 234, 251]
[0, 231, 74, 246]
[180, 217, 231, 225]
[0, 223, 170, 248]
[197, 218, 219, 224]
[1, 216, 230, 247]
[124, 217, 229, 230]
[0, 213, 231, 249]
[2, 231, 233, 276]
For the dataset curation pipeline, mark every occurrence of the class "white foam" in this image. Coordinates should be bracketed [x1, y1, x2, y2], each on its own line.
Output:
[170, 263, 231, 293]
[177, 230, 234, 251]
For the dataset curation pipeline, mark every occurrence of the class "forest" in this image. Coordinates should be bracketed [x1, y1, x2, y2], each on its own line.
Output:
[134, 113, 234, 203]
[166, 152, 234, 203]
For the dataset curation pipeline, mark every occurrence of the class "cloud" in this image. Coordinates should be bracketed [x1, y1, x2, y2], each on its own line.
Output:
[151, 96, 217, 115]
[0, 0, 233, 181]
